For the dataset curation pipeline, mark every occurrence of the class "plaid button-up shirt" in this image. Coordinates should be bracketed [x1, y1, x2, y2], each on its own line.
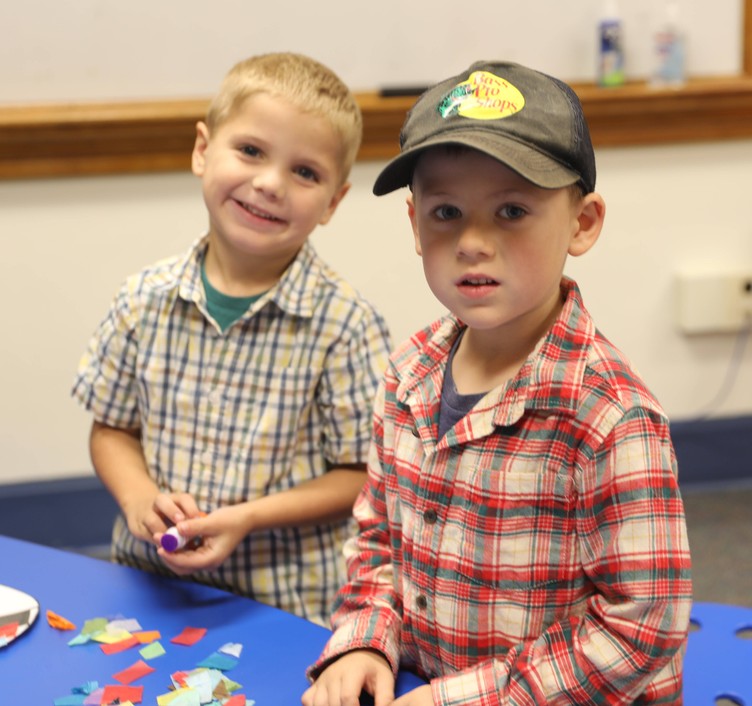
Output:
[311, 278, 692, 704]
[73, 236, 391, 625]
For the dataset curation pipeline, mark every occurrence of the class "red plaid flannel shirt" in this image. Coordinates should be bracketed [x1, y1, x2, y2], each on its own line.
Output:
[309, 279, 691, 705]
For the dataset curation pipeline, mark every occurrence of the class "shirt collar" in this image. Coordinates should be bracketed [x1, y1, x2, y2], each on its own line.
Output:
[502, 277, 593, 418]
[397, 278, 594, 421]
[174, 235, 319, 319]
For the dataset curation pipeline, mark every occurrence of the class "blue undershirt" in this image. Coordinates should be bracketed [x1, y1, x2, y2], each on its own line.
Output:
[438, 332, 487, 439]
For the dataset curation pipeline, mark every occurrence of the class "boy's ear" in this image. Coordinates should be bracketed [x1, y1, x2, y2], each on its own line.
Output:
[191, 121, 210, 177]
[318, 182, 351, 226]
[569, 192, 606, 257]
[407, 193, 422, 256]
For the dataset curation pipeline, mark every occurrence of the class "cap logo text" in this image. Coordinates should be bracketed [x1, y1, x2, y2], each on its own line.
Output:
[438, 71, 525, 120]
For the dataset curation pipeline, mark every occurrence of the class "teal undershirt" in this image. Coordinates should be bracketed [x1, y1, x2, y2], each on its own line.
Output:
[201, 261, 264, 332]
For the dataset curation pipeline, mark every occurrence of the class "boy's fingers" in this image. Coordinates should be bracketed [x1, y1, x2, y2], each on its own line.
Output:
[176, 514, 208, 539]
[371, 672, 395, 706]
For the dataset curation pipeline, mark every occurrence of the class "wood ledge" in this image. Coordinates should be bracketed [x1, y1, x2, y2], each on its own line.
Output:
[2, 76, 752, 180]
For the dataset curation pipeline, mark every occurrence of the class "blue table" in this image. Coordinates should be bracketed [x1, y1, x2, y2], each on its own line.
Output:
[4, 535, 750, 704]
[0, 535, 424, 704]
[684, 601, 752, 705]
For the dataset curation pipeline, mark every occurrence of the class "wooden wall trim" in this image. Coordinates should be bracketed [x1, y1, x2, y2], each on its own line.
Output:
[2, 1, 752, 181]
[745, 0, 752, 74]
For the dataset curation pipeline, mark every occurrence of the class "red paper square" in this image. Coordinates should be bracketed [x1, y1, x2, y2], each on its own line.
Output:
[170, 626, 207, 646]
[113, 659, 156, 685]
[101, 684, 144, 704]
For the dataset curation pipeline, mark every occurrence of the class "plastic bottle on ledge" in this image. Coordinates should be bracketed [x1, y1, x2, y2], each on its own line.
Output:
[598, 0, 625, 87]
[651, 0, 686, 88]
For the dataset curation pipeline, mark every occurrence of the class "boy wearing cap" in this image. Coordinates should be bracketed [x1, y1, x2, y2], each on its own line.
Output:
[303, 61, 691, 705]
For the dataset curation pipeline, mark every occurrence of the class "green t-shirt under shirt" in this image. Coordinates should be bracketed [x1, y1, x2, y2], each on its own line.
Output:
[201, 261, 264, 332]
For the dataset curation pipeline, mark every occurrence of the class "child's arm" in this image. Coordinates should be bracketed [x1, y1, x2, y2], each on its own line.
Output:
[89, 420, 170, 543]
[157, 464, 367, 573]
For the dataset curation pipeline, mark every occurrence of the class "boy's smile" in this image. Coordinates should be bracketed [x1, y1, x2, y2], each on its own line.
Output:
[192, 93, 350, 293]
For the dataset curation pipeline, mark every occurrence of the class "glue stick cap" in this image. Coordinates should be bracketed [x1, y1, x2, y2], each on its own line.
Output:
[160, 526, 185, 553]
[373, 61, 596, 196]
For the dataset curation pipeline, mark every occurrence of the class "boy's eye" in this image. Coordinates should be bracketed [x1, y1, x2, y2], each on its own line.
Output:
[295, 166, 319, 182]
[500, 204, 527, 220]
[240, 144, 261, 158]
[433, 204, 462, 220]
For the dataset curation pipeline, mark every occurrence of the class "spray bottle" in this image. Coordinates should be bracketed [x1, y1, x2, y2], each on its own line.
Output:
[651, 0, 686, 87]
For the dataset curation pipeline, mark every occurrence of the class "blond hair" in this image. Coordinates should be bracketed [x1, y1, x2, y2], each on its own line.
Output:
[206, 52, 362, 183]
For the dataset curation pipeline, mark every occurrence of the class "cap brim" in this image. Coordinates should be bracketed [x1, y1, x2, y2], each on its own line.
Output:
[373, 132, 581, 196]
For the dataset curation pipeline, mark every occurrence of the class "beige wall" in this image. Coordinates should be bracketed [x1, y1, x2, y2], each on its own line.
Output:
[1, 139, 751, 483]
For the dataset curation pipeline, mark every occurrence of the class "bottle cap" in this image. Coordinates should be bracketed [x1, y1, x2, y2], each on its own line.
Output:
[160, 528, 183, 552]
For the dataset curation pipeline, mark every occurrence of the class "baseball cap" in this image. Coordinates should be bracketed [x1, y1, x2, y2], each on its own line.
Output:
[373, 61, 596, 196]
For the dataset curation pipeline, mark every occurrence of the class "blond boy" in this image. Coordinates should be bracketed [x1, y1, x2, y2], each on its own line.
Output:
[73, 53, 391, 625]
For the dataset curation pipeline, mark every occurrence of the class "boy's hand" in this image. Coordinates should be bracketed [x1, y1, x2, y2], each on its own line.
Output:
[156, 503, 249, 574]
[152, 491, 202, 529]
[121, 489, 175, 544]
[129, 491, 201, 548]
[301, 650, 395, 706]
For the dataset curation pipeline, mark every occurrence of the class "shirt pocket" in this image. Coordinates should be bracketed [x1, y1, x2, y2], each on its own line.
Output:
[442, 464, 577, 594]
[230, 364, 320, 476]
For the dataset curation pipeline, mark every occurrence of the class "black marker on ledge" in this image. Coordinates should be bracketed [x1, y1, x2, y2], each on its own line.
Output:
[379, 86, 429, 97]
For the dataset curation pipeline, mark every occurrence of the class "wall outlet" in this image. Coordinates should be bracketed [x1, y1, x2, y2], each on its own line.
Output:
[675, 270, 752, 334]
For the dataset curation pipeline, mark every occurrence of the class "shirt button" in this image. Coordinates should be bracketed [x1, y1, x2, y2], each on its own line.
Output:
[416, 594, 428, 609]
[423, 508, 438, 524]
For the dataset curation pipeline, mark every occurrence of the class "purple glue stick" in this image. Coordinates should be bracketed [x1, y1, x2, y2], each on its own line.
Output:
[161, 526, 188, 553]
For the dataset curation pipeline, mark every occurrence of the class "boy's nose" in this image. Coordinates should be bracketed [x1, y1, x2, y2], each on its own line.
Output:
[456, 224, 495, 259]
[252, 166, 285, 200]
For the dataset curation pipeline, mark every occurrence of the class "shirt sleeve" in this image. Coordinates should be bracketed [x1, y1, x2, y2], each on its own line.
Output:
[71, 278, 142, 430]
[317, 302, 391, 467]
[432, 406, 692, 705]
[306, 378, 405, 679]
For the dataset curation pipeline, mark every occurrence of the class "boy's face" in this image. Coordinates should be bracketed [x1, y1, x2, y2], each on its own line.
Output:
[192, 93, 349, 278]
[408, 148, 600, 341]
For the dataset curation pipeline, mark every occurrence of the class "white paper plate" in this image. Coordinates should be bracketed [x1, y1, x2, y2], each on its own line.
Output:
[0, 584, 39, 647]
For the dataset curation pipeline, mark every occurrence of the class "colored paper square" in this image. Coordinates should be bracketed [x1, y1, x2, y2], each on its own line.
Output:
[81, 618, 107, 635]
[101, 684, 143, 704]
[133, 629, 161, 644]
[170, 626, 207, 646]
[197, 651, 238, 671]
[101, 635, 139, 654]
[114, 659, 156, 685]
[139, 640, 166, 660]
[108, 618, 142, 633]
[223, 696, 247, 706]
[46, 610, 76, 630]
[156, 687, 201, 705]
[218, 642, 243, 658]
[82, 688, 105, 706]
[94, 629, 132, 644]
[53, 696, 86, 706]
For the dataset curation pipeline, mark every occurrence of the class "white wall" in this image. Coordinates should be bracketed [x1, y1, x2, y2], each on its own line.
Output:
[1, 140, 751, 484]
[0, 0, 742, 103]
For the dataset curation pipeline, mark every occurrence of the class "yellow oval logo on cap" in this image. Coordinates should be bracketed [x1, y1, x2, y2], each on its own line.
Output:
[438, 71, 525, 120]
